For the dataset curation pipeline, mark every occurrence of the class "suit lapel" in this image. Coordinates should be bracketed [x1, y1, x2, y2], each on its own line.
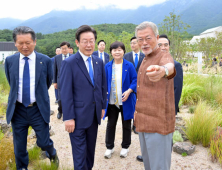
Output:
[76, 52, 94, 86]
[122, 59, 129, 85]
[58, 54, 63, 68]
[129, 52, 135, 67]
[14, 53, 20, 88]
[35, 52, 43, 89]
[92, 56, 99, 86]
[137, 53, 144, 69]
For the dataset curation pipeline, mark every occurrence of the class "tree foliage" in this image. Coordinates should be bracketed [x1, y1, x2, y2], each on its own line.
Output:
[159, 12, 191, 61]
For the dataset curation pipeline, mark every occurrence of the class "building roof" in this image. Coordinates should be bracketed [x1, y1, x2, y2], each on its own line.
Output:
[0, 42, 17, 51]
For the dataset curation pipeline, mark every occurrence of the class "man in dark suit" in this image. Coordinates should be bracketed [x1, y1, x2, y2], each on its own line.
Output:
[51, 47, 61, 104]
[92, 40, 110, 65]
[124, 36, 145, 134]
[54, 41, 70, 119]
[4, 26, 59, 170]
[136, 34, 183, 162]
[60, 25, 107, 170]
[158, 34, 183, 115]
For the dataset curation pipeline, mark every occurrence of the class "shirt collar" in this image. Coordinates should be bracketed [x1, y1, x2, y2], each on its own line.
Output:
[79, 50, 92, 62]
[62, 53, 69, 57]
[133, 51, 140, 57]
[98, 50, 104, 54]
[20, 51, 35, 60]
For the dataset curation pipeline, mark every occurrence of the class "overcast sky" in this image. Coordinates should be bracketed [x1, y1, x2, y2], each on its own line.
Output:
[1, 0, 166, 20]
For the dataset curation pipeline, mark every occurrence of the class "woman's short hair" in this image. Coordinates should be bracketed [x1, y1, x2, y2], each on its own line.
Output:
[109, 41, 126, 54]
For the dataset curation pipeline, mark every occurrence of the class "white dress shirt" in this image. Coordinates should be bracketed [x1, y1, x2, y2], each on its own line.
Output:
[132, 51, 140, 62]
[62, 53, 69, 60]
[17, 51, 36, 103]
[79, 50, 94, 74]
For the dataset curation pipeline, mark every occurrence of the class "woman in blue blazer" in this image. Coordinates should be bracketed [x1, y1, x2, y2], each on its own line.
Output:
[103, 41, 137, 159]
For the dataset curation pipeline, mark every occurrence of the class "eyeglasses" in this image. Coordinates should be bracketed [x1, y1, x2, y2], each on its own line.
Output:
[137, 37, 152, 43]
[81, 40, 95, 46]
[158, 43, 169, 47]
[130, 42, 137, 45]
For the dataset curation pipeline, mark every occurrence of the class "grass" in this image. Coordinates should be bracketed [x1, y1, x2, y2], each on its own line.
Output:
[209, 129, 222, 164]
[0, 130, 4, 141]
[0, 137, 15, 170]
[0, 67, 10, 117]
[180, 83, 204, 105]
[184, 101, 222, 147]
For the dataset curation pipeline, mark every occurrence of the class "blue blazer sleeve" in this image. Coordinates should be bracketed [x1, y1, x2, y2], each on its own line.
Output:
[174, 61, 183, 115]
[102, 61, 107, 109]
[47, 57, 53, 89]
[128, 63, 137, 93]
[60, 60, 76, 120]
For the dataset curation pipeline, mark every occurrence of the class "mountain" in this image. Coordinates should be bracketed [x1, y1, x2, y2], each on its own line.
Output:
[0, 18, 24, 30]
[0, 0, 221, 35]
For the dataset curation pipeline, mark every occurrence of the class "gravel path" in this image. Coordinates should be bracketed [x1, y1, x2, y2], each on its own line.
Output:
[48, 86, 222, 170]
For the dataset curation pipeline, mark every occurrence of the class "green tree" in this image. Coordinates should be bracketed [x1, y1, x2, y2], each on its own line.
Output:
[159, 12, 191, 61]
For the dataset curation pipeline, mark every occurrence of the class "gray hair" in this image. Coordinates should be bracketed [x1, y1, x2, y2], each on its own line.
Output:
[135, 21, 159, 37]
[13, 26, 36, 42]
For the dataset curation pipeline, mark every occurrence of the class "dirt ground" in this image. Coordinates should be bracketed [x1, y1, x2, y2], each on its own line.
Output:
[48, 86, 222, 170]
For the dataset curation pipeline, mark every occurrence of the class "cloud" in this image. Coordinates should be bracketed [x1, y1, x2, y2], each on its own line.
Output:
[1, 0, 166, 20]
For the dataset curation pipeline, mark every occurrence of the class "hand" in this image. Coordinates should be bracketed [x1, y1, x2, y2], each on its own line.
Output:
[54, 83, 58, 89]
[122, 89, 132, 102]
[101, 109, 105, 119]
[64, 119, 75, 133]
[146, 65, 165, 82]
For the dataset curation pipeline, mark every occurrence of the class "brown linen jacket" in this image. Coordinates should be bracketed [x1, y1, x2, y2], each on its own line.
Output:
[135, 48, 176, 135]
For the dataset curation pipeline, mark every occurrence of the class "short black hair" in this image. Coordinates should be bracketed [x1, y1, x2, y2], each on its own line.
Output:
[159, 34, 170, 46]
[60, 41, 70, 48]
[130, 36, 137, 42]
[97, 40, 106, 45]
[109, 41, 126, 54]
[13, 26, 36, 42]
[69, 46, 73, 49]
[75, 25, 97, 42]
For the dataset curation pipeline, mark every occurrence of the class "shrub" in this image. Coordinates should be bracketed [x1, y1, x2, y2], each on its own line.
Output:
[180, 84, 204, 105]
[184, 101, 222, 147]
[188, 106, 196, 113]
[209, 129, 222, 164]
[173, 130, 183, 144]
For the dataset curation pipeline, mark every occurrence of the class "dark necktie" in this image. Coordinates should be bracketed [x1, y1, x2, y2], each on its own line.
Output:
[22, 57, 31, 107]
[135, 53, 138, 68]
[87, 57, 94, 85]
[64, 55, 67, 59]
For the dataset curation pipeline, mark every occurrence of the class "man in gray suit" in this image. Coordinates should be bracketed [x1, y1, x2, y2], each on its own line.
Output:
[124, 36, 145, 134]
[54, 41, 70, 119]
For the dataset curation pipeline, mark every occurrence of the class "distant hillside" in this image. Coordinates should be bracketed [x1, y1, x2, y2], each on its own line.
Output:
[0, 0, 221, 35]
[0, 18, 24, 30]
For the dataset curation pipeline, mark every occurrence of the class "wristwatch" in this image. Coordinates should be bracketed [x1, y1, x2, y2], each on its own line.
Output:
[162, 65, 169, 77]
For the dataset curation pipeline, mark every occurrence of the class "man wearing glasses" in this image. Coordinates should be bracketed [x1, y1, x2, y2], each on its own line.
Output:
[134, 22, 176, 170]
[59, 25, 107, 170]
